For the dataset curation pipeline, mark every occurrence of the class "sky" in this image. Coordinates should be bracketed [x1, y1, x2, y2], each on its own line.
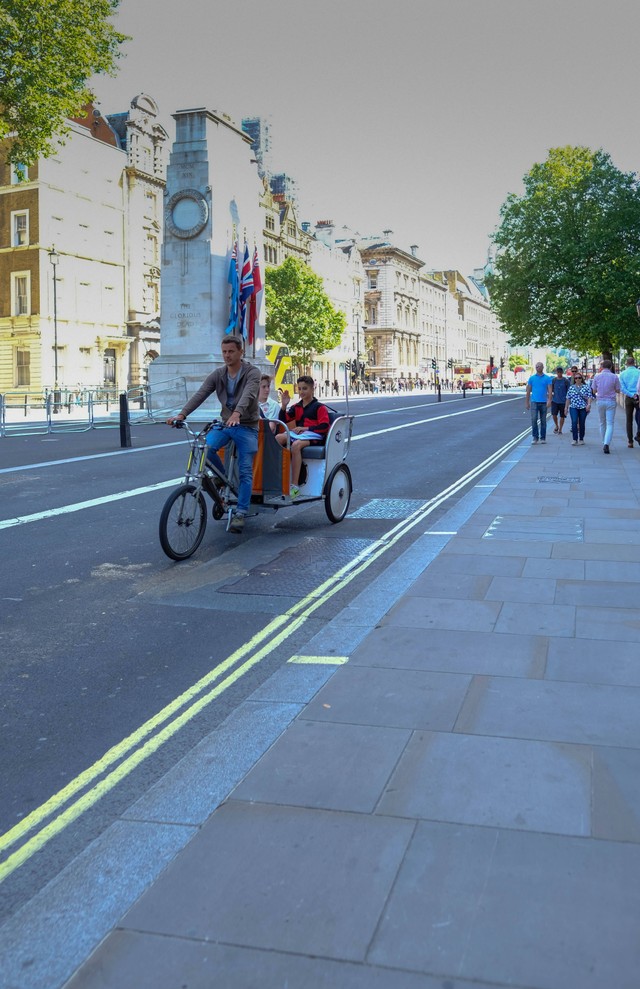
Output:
[92, 0, 640, 276]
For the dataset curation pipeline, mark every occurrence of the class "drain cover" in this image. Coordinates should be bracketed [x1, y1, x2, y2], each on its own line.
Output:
[538, 476, 581, 484]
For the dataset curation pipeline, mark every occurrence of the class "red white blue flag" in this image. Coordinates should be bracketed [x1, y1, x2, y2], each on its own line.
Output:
[239, 242, 254, 338]
[248, 245, 262, 345]
[225, 241, 239, 333]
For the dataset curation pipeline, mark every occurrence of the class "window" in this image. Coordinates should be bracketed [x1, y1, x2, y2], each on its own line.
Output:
[12, 211, 28, 246]
[287, 221, 296, 237]
[266, 215, 275, 231]
[16, 348, 30, 386]
[368, 272, 378, 289]
[11, 272, 30, 316]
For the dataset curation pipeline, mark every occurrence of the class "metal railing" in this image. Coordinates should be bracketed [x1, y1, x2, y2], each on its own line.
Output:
[0, 377, 188, 437]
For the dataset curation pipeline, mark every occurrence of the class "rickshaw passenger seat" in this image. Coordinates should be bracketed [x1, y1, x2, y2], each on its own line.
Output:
[301, 408, 339, 461]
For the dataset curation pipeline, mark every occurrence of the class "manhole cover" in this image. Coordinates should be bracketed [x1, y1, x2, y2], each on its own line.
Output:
[219, 535, 374, 596]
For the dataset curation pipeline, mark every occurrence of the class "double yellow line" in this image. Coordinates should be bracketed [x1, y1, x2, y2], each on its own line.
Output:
[0, 429, 528, 882]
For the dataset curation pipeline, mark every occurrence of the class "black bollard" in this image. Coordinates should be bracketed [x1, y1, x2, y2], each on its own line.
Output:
[437, 383, 442, 402]
[119, 392, 132, 448]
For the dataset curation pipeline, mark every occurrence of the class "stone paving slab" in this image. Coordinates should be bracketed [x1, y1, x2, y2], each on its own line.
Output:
[120, 802, 414, 963]
[484, 575, 556, 604]
[424, 553, 525, 577]
[555, 578, 640, 608]
[380, 596, 502, 631]
[546, 636, 640, 686]
[232, 719, 411, 813]
[521, 557, 585, 578]
[494, 600, 575, 636]
[66, 930, 512, 989]
[401, 571, 494, 600]
[455, 676, 640, 747]
[303, 665, 471, 731]
[369, 821, 640, 989]
[377, 731, 590, 835]
[348, 626, 547, 678]
[575, 604, 640, 642]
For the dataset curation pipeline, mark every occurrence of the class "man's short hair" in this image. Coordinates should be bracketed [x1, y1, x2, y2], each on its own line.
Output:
[222, 334, 244, 350]
[297, 375, 314, 387]
[601, 359, 613, 370]
[626, 357, 636, 365]
[556, 366, 564, 372]
[260, 374, 272, 384]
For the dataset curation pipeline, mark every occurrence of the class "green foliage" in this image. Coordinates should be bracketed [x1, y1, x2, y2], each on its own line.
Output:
[508, 353, 528, 371]
[0, 0, 128, 167]
[545, 354, 568, 372]
[265, 256, 346, 372]
[487, 147, 640, 356]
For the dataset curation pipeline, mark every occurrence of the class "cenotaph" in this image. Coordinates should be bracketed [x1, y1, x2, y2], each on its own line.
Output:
[148, 107, 267, 415]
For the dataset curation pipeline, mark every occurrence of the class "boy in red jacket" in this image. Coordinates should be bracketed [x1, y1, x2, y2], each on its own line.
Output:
[277, 375, 330, 497]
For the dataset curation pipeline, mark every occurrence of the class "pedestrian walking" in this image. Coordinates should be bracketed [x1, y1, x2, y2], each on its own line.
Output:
[590, 359, 620, 454]
[551, 366, 570, 434]
[525, 362, 553, 444]
[564, 372, 592, 445]
[618, 356, 640, 449]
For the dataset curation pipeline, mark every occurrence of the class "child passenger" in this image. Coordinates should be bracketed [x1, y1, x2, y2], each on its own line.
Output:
[277, 375, 330, 497]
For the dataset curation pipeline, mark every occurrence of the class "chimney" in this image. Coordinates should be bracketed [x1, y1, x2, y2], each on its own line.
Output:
[410, 244, 419, 257]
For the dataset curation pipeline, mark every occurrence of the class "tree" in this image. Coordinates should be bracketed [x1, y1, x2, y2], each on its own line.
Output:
[509, 353, 528, 371]
[487, 147, 640, 356]
[0, 0, 128, 168]
[545, 354, 568, 372]
[265, 256, 346, 374]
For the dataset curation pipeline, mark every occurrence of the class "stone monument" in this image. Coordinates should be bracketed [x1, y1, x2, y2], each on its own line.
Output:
[148, 107, 267, 415]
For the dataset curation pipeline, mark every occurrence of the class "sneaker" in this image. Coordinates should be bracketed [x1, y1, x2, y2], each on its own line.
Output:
[229, 512, 245, 533]
[290, 485, 300, 500]
[540, 438, 546, 443]
[579, 439, 585, 445]
[531, 439, 539, 445]
[571, 440, 578, 445]
[603, 444, 610, 454]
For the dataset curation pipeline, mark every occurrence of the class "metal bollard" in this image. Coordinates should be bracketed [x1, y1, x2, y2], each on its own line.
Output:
[119, 392, 132, 448]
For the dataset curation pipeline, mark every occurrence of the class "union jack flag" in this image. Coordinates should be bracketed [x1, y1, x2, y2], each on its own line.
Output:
[239, 242, 253, 338]
[248, 245, 262, 345]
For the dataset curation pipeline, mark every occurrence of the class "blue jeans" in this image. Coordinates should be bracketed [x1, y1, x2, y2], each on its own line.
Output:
[596, 399, 616, 446]
[530, 402, 548, 440]
[569, 407, 587, 441]
[206, 424, 258, 515]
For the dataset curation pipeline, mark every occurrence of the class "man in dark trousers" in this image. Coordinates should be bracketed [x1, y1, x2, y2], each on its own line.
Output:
[551, 367, 570, 435]
[167, 334, 261, 533]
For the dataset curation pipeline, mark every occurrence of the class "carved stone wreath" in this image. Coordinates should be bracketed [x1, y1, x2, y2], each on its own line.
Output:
[165, 189, 209, 239]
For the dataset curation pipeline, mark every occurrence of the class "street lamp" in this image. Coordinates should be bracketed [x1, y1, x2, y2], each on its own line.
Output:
[48, 247, 60, 413]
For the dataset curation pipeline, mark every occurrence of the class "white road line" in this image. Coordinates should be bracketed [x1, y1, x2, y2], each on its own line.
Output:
[351, 397, 519, 440]
[0, 478, 182, 531]
[0, 441, 186, 475]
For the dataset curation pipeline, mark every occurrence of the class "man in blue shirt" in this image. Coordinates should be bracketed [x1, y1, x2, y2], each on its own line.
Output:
[525, 362, 553, 443]
[618, 356, 640, 448]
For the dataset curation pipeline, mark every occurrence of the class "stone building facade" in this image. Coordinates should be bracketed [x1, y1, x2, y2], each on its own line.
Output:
[0, 95, 168, 397]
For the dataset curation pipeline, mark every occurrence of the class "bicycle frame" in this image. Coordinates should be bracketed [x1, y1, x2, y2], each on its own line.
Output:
[177, 420, 239, 516]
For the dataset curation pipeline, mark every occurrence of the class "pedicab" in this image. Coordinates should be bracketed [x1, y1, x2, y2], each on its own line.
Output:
[159, 409, 354, 560]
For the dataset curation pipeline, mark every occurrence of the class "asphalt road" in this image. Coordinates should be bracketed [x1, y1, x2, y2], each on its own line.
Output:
[0, 388, 528, 916]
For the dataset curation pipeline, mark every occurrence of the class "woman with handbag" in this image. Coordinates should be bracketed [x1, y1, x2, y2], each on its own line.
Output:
[564, 373, 592, 445]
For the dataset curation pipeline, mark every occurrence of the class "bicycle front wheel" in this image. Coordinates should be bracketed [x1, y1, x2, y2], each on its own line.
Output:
[159, 483, 207, 560]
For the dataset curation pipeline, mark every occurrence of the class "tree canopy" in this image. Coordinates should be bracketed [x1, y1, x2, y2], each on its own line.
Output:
[265, 256, 346, 373]
[0, 0, 128, 168]
[508, 353, 528, 371]
[487, 146, 640, 356]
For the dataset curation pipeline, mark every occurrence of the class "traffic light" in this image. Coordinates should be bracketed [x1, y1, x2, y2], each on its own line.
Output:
[500, 357, 505, 368]
[431, 357, 437, 370]
[447, 358, 453, 369]
[345, 360, 352, 371]
[489, 355, 494, 368]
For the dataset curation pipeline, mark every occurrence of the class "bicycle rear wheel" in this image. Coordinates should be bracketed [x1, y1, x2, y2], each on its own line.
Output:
[159, 483, 207, 560]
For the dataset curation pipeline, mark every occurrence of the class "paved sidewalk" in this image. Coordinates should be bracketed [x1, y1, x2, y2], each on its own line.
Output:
[44, 423, 640, 987]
